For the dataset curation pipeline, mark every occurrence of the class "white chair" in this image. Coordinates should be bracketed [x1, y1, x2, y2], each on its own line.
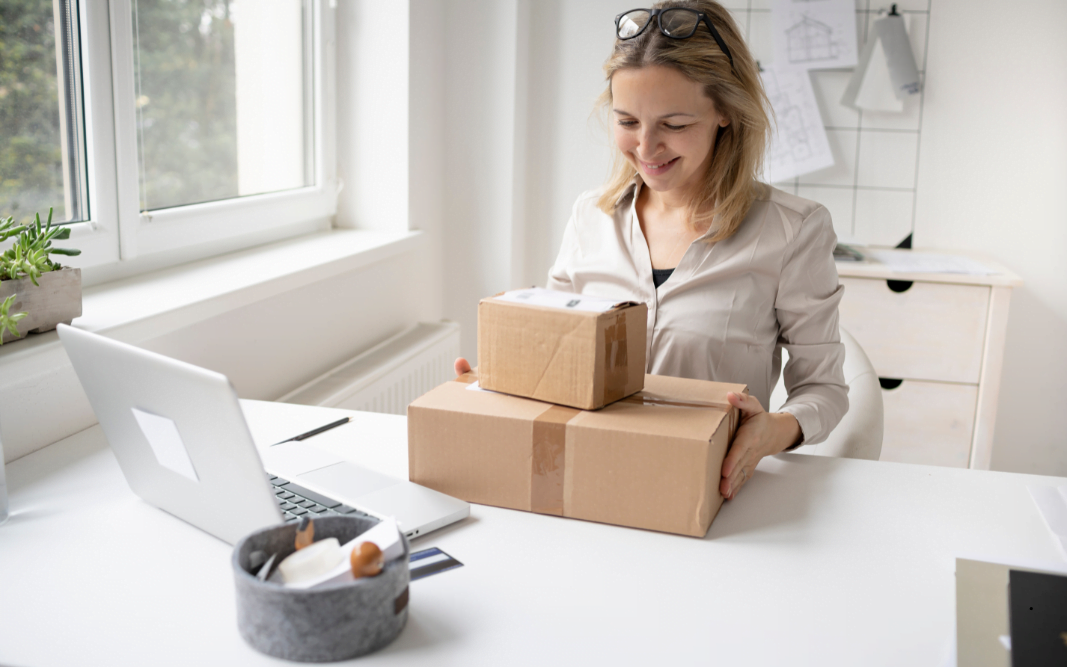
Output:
[769, 327, 883, 460]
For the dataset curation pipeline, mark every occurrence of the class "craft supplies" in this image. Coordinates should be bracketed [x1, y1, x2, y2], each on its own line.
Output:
[350, 542, 384, 579]
[277, 537, 343, 585]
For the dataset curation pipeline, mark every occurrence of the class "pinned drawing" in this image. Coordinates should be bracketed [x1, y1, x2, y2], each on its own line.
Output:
[772, 0, 857, 70]
[760, 67, 834, 184]
[786, 17, 833, 63]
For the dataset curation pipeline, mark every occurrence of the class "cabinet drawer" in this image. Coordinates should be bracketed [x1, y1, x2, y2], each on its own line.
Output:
[879, 380, 977, 468]
[838, 278, 990, 384]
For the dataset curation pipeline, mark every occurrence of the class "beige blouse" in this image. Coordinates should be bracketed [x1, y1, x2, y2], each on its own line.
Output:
[546, 180, 848, 445]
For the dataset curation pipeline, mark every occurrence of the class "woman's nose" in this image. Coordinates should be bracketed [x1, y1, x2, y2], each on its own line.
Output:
[637, 127, 661, 154]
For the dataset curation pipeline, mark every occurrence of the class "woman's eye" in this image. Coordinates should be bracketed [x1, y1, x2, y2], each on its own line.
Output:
[664, 123, 687, 131]
[617, 119, 638, 127]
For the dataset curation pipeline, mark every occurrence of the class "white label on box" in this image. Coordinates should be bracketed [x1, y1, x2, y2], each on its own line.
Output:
[131, 407, 199, 483]
[494, 287, 630, 313]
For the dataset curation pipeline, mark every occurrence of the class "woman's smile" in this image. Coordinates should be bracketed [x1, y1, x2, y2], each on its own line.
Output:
[640, 156, 680, 175]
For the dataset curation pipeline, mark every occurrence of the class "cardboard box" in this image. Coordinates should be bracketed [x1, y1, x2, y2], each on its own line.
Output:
[477, 288, 648, 410]
[408, 372, 746, 537]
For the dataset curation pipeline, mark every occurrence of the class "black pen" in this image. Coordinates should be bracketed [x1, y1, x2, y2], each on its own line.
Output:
[271, 417, 351, 446]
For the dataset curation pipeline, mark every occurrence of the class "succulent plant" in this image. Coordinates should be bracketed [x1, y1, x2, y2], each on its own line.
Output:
[0, 207, 82, 286]
[0, 294, 28, 345]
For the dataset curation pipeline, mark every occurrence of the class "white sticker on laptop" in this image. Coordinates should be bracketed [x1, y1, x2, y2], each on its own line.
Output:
[493, 287, 629, 313]
[131, 407, 200, 483]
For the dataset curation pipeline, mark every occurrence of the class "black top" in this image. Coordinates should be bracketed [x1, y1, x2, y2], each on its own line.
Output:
[652, 267, 674, 288]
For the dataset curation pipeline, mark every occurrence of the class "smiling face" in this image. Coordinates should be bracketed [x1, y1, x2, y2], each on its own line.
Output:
[611, 65, 728, 201]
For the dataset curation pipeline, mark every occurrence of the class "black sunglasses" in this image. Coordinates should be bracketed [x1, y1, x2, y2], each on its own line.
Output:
[615, 8, 735, 69]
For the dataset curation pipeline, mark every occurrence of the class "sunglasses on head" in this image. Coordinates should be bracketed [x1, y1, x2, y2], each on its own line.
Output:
[615, 7, 735, 70]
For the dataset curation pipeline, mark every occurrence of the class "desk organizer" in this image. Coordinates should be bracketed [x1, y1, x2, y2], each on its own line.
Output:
[232, 516, 410, 662]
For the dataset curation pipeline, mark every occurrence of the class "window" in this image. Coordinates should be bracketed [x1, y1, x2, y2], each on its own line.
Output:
[0, 0, 88, 225]
[131, 0, 312, 210]
[1, 0, 336, 275]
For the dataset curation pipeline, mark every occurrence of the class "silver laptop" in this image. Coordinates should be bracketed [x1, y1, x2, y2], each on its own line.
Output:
[58, 324, 469, 545]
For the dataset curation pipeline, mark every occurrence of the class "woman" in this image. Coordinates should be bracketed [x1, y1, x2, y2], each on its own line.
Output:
[457, 1, 847, 501]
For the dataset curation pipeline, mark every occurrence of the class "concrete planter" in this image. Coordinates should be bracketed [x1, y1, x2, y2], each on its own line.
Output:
[0, 267, 82, 344]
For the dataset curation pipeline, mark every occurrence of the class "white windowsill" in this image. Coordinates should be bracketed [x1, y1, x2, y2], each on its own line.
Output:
[0, 229, 423, 366]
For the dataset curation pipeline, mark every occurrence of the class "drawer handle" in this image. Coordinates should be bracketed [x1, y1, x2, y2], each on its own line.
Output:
[886, 280, 913, 293]
[879, 378, 904, 390]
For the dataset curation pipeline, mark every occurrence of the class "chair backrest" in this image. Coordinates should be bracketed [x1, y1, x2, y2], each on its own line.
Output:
[768, 327, 883, 460]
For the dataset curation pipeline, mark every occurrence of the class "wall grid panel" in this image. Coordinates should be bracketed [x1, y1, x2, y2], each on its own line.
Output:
[731, 0, 932, 247]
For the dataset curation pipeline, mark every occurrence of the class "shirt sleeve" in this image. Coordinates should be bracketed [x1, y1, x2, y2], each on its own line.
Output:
[545, 198, 583, 293]
[774, 205, 849, 446]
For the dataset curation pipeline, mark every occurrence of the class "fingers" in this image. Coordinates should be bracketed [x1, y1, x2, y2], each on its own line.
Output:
[720, 427, 754, 496]
[454, 357, 472, 377]
[727, 391, 765, 418]
[721, 444, 754, 499]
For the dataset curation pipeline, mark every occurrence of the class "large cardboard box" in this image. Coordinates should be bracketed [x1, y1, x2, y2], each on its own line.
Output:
[477, 288, 648, 410]
[408, 373, 746, 537]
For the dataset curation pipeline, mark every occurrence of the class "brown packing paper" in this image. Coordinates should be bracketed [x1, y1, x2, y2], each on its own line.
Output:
[408, 373, 746, 537]
[477, 293, 647, 410]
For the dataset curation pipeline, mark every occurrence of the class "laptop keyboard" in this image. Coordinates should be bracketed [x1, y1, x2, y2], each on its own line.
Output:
[270, 475, 381, 525]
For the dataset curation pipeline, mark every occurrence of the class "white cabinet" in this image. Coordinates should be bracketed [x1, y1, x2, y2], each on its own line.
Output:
[836, 249, 1021, 469]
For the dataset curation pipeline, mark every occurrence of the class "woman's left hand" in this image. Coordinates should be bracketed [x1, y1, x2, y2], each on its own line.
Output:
[720, 392, 803, 500]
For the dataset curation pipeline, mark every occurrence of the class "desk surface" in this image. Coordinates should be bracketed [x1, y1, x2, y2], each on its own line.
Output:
[2, 400, 1063, 666]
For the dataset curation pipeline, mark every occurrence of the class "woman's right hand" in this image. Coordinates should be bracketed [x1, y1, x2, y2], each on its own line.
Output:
[454, 357, 472, 377]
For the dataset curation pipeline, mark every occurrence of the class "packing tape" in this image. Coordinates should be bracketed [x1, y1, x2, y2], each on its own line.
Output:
[621, 390, 745, 436]
[530, 405, 580, 515]
[602, 311, 629, 405]
[452, 372, 578, 514]
[454, 372, 478, 385]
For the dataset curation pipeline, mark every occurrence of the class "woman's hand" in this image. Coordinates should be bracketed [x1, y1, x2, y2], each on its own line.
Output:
[720, 392, 802, 500]
[454, 358, 472, 377]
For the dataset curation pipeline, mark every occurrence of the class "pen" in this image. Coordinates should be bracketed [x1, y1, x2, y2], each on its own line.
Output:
[271, 417, 351, 446]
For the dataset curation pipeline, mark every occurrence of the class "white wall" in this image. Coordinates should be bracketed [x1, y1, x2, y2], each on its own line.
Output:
[441, 0, 526, 361]
[914, 0, 1067, 475]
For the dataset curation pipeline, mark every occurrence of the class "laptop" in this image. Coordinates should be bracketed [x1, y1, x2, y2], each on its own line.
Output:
[57, 324, 469, 545]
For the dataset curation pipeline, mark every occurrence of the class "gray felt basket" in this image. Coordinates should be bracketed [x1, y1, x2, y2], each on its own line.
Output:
[232, 516, 410, 662]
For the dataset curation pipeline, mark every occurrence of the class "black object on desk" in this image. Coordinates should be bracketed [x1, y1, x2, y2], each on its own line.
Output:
[1008, 568, 1067, 666]
[271, 417, 351, 446]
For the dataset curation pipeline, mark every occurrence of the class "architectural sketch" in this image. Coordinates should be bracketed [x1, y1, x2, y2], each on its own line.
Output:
[786, 16, 834, 63]
[772, 0, 857, 70]
[760, 68, 834, 183]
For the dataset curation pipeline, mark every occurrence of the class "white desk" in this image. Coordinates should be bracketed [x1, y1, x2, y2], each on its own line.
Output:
[2, 400, 1063, 666]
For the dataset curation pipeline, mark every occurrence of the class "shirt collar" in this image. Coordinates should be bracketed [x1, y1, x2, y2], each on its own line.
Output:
[615, 176, 643, 208]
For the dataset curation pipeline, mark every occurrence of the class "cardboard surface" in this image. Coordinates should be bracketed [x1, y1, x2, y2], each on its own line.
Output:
[477, 290, 647, 410]
[408, 373, 746, 537]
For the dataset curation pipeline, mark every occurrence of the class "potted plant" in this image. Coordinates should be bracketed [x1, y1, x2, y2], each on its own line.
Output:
[0, 208, 82, 345]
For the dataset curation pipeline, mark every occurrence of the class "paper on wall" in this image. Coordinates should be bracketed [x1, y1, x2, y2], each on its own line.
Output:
[760, 67, 834, 183]
[841, 13, 920, 112]
[771, 0, 857, 70]
[846, 31, 903, 112]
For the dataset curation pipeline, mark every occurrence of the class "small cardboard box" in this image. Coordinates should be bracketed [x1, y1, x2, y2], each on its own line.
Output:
[408, 373, 746, 537]
[477, 288, 648, 410]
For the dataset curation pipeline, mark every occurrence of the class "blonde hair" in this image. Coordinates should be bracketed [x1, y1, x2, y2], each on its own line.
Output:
[596, 0, 771, 242]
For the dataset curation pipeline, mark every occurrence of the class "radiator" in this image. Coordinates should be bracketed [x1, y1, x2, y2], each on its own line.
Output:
[278, 321, 461, 415]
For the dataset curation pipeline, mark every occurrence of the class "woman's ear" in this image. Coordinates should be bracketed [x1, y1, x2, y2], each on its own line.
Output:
[719, 116, 730, 128]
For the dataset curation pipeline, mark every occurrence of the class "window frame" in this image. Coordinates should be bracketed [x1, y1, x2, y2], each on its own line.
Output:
[60, 1, 121, 268]
[63, 0, 337, 272]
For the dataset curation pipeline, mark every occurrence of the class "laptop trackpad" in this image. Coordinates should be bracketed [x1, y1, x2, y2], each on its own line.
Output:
[298, 461, 400, 500]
